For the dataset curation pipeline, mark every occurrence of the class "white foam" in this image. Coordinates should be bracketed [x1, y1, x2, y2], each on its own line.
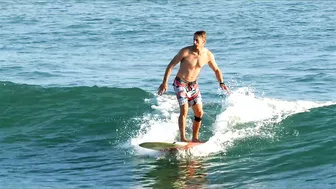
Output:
[207, 87, 335, 156]
[128, 88, 335, 158]
[128, 94, 180, 157]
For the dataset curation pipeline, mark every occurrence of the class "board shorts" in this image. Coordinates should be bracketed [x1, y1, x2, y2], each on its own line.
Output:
[172, 76, 202, 106]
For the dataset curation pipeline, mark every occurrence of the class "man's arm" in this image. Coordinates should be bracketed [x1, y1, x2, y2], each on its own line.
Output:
[208, 51, 230, 93]
[158, 48, 185, 95]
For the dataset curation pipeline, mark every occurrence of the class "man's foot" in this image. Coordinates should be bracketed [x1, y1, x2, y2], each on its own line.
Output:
[180, 138, 189, 142]
[192, 138, 202, 143]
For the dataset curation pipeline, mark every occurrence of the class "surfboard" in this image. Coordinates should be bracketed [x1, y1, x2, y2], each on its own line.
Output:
[139, 141, 204, 151]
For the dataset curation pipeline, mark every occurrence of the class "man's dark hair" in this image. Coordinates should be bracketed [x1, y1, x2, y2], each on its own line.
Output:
[194, 31, 206, 39]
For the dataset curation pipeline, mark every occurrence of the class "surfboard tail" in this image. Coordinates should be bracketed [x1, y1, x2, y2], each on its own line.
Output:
[139, 141, 205, 151]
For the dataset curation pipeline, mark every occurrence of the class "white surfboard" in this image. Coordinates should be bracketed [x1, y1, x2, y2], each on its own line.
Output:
[139, 141, 204, 151]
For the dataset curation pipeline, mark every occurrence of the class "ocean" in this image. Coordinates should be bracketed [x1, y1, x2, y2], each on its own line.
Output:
[0, 0, 335, 188]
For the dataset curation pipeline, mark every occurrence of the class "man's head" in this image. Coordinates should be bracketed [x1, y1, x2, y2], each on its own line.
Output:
[193, 30, 206, 48]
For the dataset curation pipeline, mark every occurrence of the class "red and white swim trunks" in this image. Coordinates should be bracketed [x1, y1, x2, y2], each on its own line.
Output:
[172, 76, 202, 106]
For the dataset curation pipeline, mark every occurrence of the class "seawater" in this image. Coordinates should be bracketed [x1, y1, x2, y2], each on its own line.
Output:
[1, 1, 335, 188]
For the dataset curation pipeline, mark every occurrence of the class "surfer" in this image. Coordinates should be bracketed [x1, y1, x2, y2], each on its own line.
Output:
[158, 30, 230, 142]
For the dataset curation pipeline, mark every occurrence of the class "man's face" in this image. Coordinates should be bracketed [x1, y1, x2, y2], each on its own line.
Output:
[193, 35, 205, 48]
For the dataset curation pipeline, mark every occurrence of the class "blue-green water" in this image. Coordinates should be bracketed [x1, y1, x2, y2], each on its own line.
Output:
[1, 1, 336, 188]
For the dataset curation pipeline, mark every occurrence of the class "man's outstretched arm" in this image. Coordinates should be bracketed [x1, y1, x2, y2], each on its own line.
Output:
[158, 48, 185, 95]
[208, 51, 230, 94]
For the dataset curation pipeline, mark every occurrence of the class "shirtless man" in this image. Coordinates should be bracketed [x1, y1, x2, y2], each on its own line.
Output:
[158, 31, 230, 142]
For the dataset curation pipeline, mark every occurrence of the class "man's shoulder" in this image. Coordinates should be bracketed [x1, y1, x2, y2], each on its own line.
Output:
[179, 46, 193, 55]
[205, 48, 214, 56]
[181, 46, 193, 51]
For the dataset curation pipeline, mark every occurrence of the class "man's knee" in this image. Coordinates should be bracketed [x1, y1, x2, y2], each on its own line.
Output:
[193, 108, 203, 122]
[194, 109, 203, 117]
[179, 113, 188, 119]
[179, 104, 188, 116]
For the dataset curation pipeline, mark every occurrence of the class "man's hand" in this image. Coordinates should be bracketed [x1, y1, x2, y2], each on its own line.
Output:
[158, 83, 168, 95]
[220, 83, 230, 94]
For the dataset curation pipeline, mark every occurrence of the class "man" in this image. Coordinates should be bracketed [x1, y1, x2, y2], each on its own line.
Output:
[158, 31, 230, 142]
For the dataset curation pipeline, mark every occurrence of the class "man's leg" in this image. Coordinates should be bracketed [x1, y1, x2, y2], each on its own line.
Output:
[191, 103, 203, 142]
[179, 103, 189, 142]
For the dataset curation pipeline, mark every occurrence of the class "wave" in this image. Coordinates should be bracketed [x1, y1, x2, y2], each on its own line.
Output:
[128, 87, 336, 158]
[0, 81, 153, 146]
[2, 81, 335, 160]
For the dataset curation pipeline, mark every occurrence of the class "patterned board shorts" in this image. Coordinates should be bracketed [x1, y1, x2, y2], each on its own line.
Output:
[172, 76, 202, 106]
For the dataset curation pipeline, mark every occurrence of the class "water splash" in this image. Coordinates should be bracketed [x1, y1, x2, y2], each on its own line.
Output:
[203, 87, 335, 156]
[129, 94, 180, 156]
[129, 88, 335, 158]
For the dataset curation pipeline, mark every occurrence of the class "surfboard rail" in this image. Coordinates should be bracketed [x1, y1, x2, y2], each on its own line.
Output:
[139, 141, 204, 151]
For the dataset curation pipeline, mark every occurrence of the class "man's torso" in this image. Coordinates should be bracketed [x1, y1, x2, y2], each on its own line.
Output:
[176, 46, 210, 82]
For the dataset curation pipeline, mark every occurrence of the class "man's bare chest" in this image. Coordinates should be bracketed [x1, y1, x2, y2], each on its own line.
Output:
[183, 53, 208, 67]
